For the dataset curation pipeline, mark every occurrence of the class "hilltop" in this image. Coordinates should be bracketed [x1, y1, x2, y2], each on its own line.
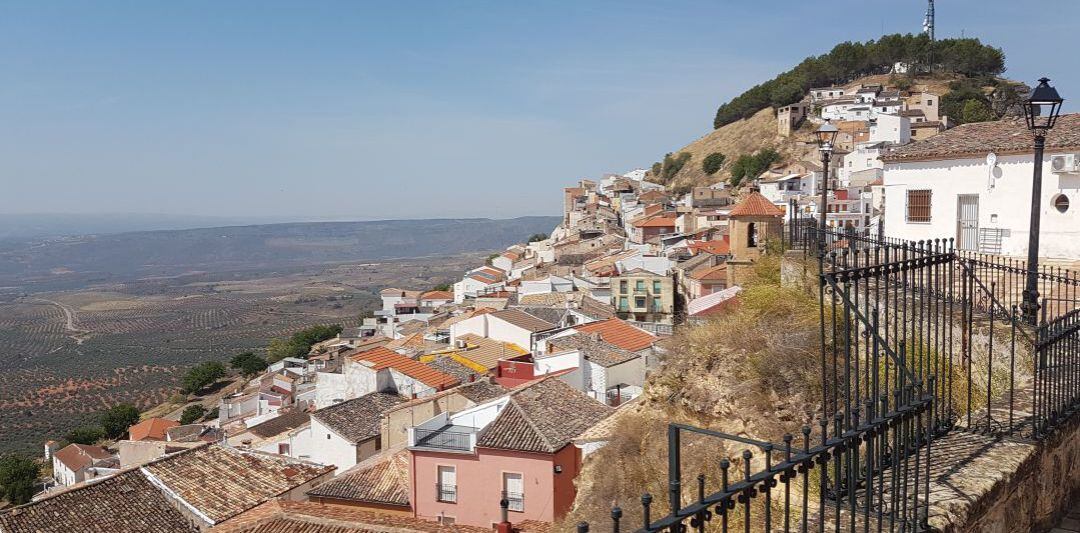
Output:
[644, 34, 1023, 192]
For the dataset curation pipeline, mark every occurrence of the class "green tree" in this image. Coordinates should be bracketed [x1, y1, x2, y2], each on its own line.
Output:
[181, 361, 226, 394]
[65, 426, 105, 445]
[702, 152, 727, 175]
[266, 324, 344, 363]
[431, 283, 452, 292]
[230, 352, 268, 377]
[527, 233, 548, 243]
[0, 454, 40, 505]
[180, 405, 207, 425]
[729, 148, 782, 187]
[101, 403, 141, 440]
[961, 98, 994, 124]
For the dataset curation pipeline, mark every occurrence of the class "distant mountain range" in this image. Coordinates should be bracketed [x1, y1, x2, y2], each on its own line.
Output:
[0, 216, 560, 293]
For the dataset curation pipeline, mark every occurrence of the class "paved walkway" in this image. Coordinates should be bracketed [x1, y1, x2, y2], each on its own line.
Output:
[1052, 502, 1080, 533]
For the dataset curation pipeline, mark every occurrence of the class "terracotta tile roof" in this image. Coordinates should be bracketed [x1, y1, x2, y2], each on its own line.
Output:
[547, 333, 640, 367]
[689, 263, 728, 281]
[312, 392, 405, 443]
[729, 192, 784, 217]
[575, 318, 657, 351]
[350, 347, 459, 390]
[143, 444, 334, 524]
[490, 308, 557, 332]
[883, 114, 1080, 162]
[419, 290, 453, 301]
[129, 417, 181, 441]
[476, 378, 614, 453]
[382, 379, 508, 415]
[215, 500, 495, 533]
[633, 215, 677, 228]
[52, 443, 112, 472]
[688, 238, 730, 256]
[509, 306, 567, 327]
[452, 334, 529, 371]
[248, 409, 311, 439]
[578, 296, 617, 321]
[0, 470, 196, 533]
[307, 450, 410, 506]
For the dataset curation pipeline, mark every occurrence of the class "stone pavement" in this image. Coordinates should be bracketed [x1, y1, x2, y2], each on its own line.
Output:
[1052, 502, 1080, 533]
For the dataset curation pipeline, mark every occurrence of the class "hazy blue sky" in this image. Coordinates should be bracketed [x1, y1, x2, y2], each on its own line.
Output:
[1, 1, 1077, 221]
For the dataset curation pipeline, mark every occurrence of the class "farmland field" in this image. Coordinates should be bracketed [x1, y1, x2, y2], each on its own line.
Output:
[0, 253, 484, 454]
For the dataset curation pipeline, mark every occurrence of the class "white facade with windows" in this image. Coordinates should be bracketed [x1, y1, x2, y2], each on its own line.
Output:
[883, 151, 1080, 258]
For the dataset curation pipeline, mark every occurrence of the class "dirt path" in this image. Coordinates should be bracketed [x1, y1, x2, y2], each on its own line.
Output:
[34, 298, 93, 344]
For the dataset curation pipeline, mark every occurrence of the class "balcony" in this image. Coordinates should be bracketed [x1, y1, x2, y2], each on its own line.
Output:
[412, 426, 475, 452]
[437, 483, 457, 503]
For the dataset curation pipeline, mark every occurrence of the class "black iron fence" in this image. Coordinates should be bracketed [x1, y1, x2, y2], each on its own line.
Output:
[578, 221, 1080, 532]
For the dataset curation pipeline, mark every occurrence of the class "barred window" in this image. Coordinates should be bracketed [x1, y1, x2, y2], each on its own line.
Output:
[906, 190, 932, 223]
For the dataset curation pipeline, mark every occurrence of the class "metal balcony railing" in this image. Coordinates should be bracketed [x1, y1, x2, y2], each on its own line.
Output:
[436, 483, 457, 503]
[502, 490, 524, 512]
[414, 428, 472, 451]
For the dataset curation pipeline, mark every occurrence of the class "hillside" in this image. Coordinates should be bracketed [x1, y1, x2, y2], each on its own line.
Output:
[648, 72, 1020, 192]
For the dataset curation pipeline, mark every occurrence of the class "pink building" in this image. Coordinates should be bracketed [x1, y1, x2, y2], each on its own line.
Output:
[407, 378, 613, 528]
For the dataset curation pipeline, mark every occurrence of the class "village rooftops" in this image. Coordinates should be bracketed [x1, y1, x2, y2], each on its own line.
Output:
[52, 443, 114, 472]
[445, 333, 529, 371]
[475, 377, 614, 454]
[688, 263, 728, 281]
[350, 346, 459, 390]
[633, 215, 678, 228]
[142, 443, 334, 524]
[307, 449, 410, 507]
[208, 499, 506, 533]
[547, 332, 640, 367]
[0, 469, 196, 533]
[419, 290, 453, 301]
[882, 113, 1080, 163]
[246, 409, 311, 440]
[489, 308, 557, 332]
[128, 417, 180, 441]
[311, 392, 405, 444]
[575, 318, 658, 351]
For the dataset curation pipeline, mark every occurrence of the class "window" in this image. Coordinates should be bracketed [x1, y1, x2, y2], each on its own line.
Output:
[1054, 194, 1070, 213]
[652, 297, 662, 312]
[635, 280, 645, 292]
[652, 280, 662, 293]
[747, 222, 758, 247]
[437, 466, 457, 503]
[503, 473, 524, 512]
[906, 190, 932, 223]
[618, 297, 628, 311]
[278, 443, 290, 455]
[619, 280, 627, 294]
[634, 297, 646, 309]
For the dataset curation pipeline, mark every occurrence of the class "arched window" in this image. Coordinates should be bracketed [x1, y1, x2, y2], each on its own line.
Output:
[1054, 194, 1070, 213]
[747, 222, 758, 248]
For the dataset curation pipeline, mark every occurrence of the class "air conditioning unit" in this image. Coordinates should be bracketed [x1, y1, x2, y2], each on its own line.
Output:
[1050, 154, 1080, 174]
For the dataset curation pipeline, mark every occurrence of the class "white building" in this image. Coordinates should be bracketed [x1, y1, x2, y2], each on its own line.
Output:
[315, 346, 457, 408]
[289, 392, 405, 473]
[448, 308, 556, 352]
[882, 115, 1080, 257]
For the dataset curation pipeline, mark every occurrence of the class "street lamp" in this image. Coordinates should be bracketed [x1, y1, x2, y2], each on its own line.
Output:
[815, 119, 840, 243]
[1021, 77, 1064, 324]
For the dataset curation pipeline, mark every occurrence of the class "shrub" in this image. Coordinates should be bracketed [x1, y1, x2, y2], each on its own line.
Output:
[180, 405, 206, 425]
[230, 352, 268, 377]
[101, 403, 140, 440]
[702, 152, 727, 175]
[204, 407, 219, 421]
[181, 361, 226, 394]
[527, 233, 548, 243]
[266, 324, 343, 363]
[65, 426, 105, 445]
[0, 454, 39, 505]
[729, 148, 782, 187]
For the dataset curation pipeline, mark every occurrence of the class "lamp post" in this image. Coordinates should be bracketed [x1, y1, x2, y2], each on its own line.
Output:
[1020, 78, 1065, 324]
[815, 119, 840, 250]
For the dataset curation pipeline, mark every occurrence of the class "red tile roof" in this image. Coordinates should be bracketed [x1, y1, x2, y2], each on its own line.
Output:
[729, 192, 784, 217]
[52, 443, 112, 472]
[689, 264, 728, 281]
[350, 347, 459, 390]
[129, 417, 180, 441]
[419, 290, 453, 301]
[688, 239, 730, 256]
[575, 318, 657, 351]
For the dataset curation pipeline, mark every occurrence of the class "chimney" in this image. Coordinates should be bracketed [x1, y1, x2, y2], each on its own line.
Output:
[495, 496, 513, 533]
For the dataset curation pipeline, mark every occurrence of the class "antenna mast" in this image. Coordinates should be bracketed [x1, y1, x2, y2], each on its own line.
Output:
[922, 0, 935, 42]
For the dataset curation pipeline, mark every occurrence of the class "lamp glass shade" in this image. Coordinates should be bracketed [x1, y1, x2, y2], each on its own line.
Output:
[1024, 78, 1064, 131]
[815, 119, 839, 146]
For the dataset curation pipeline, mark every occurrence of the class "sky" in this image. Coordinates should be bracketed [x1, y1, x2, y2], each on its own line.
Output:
[1, 1, 1078, 222]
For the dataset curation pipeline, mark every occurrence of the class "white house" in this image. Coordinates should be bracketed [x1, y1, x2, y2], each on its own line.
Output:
[290, 392, 405, 473]
[882, 115, 1080, 258]
[537, 331, 646, 406]
[448, 308, 556, 351]
[314, 346, 458, 408]
[869, 114, 911, 145]
[51, 444, 117, 487]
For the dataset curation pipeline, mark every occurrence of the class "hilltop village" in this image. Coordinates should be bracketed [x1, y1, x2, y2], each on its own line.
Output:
[5, 68, 1080, 532]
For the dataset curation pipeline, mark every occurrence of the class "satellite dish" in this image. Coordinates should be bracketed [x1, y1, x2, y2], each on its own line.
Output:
[986, 152, 998, 167]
